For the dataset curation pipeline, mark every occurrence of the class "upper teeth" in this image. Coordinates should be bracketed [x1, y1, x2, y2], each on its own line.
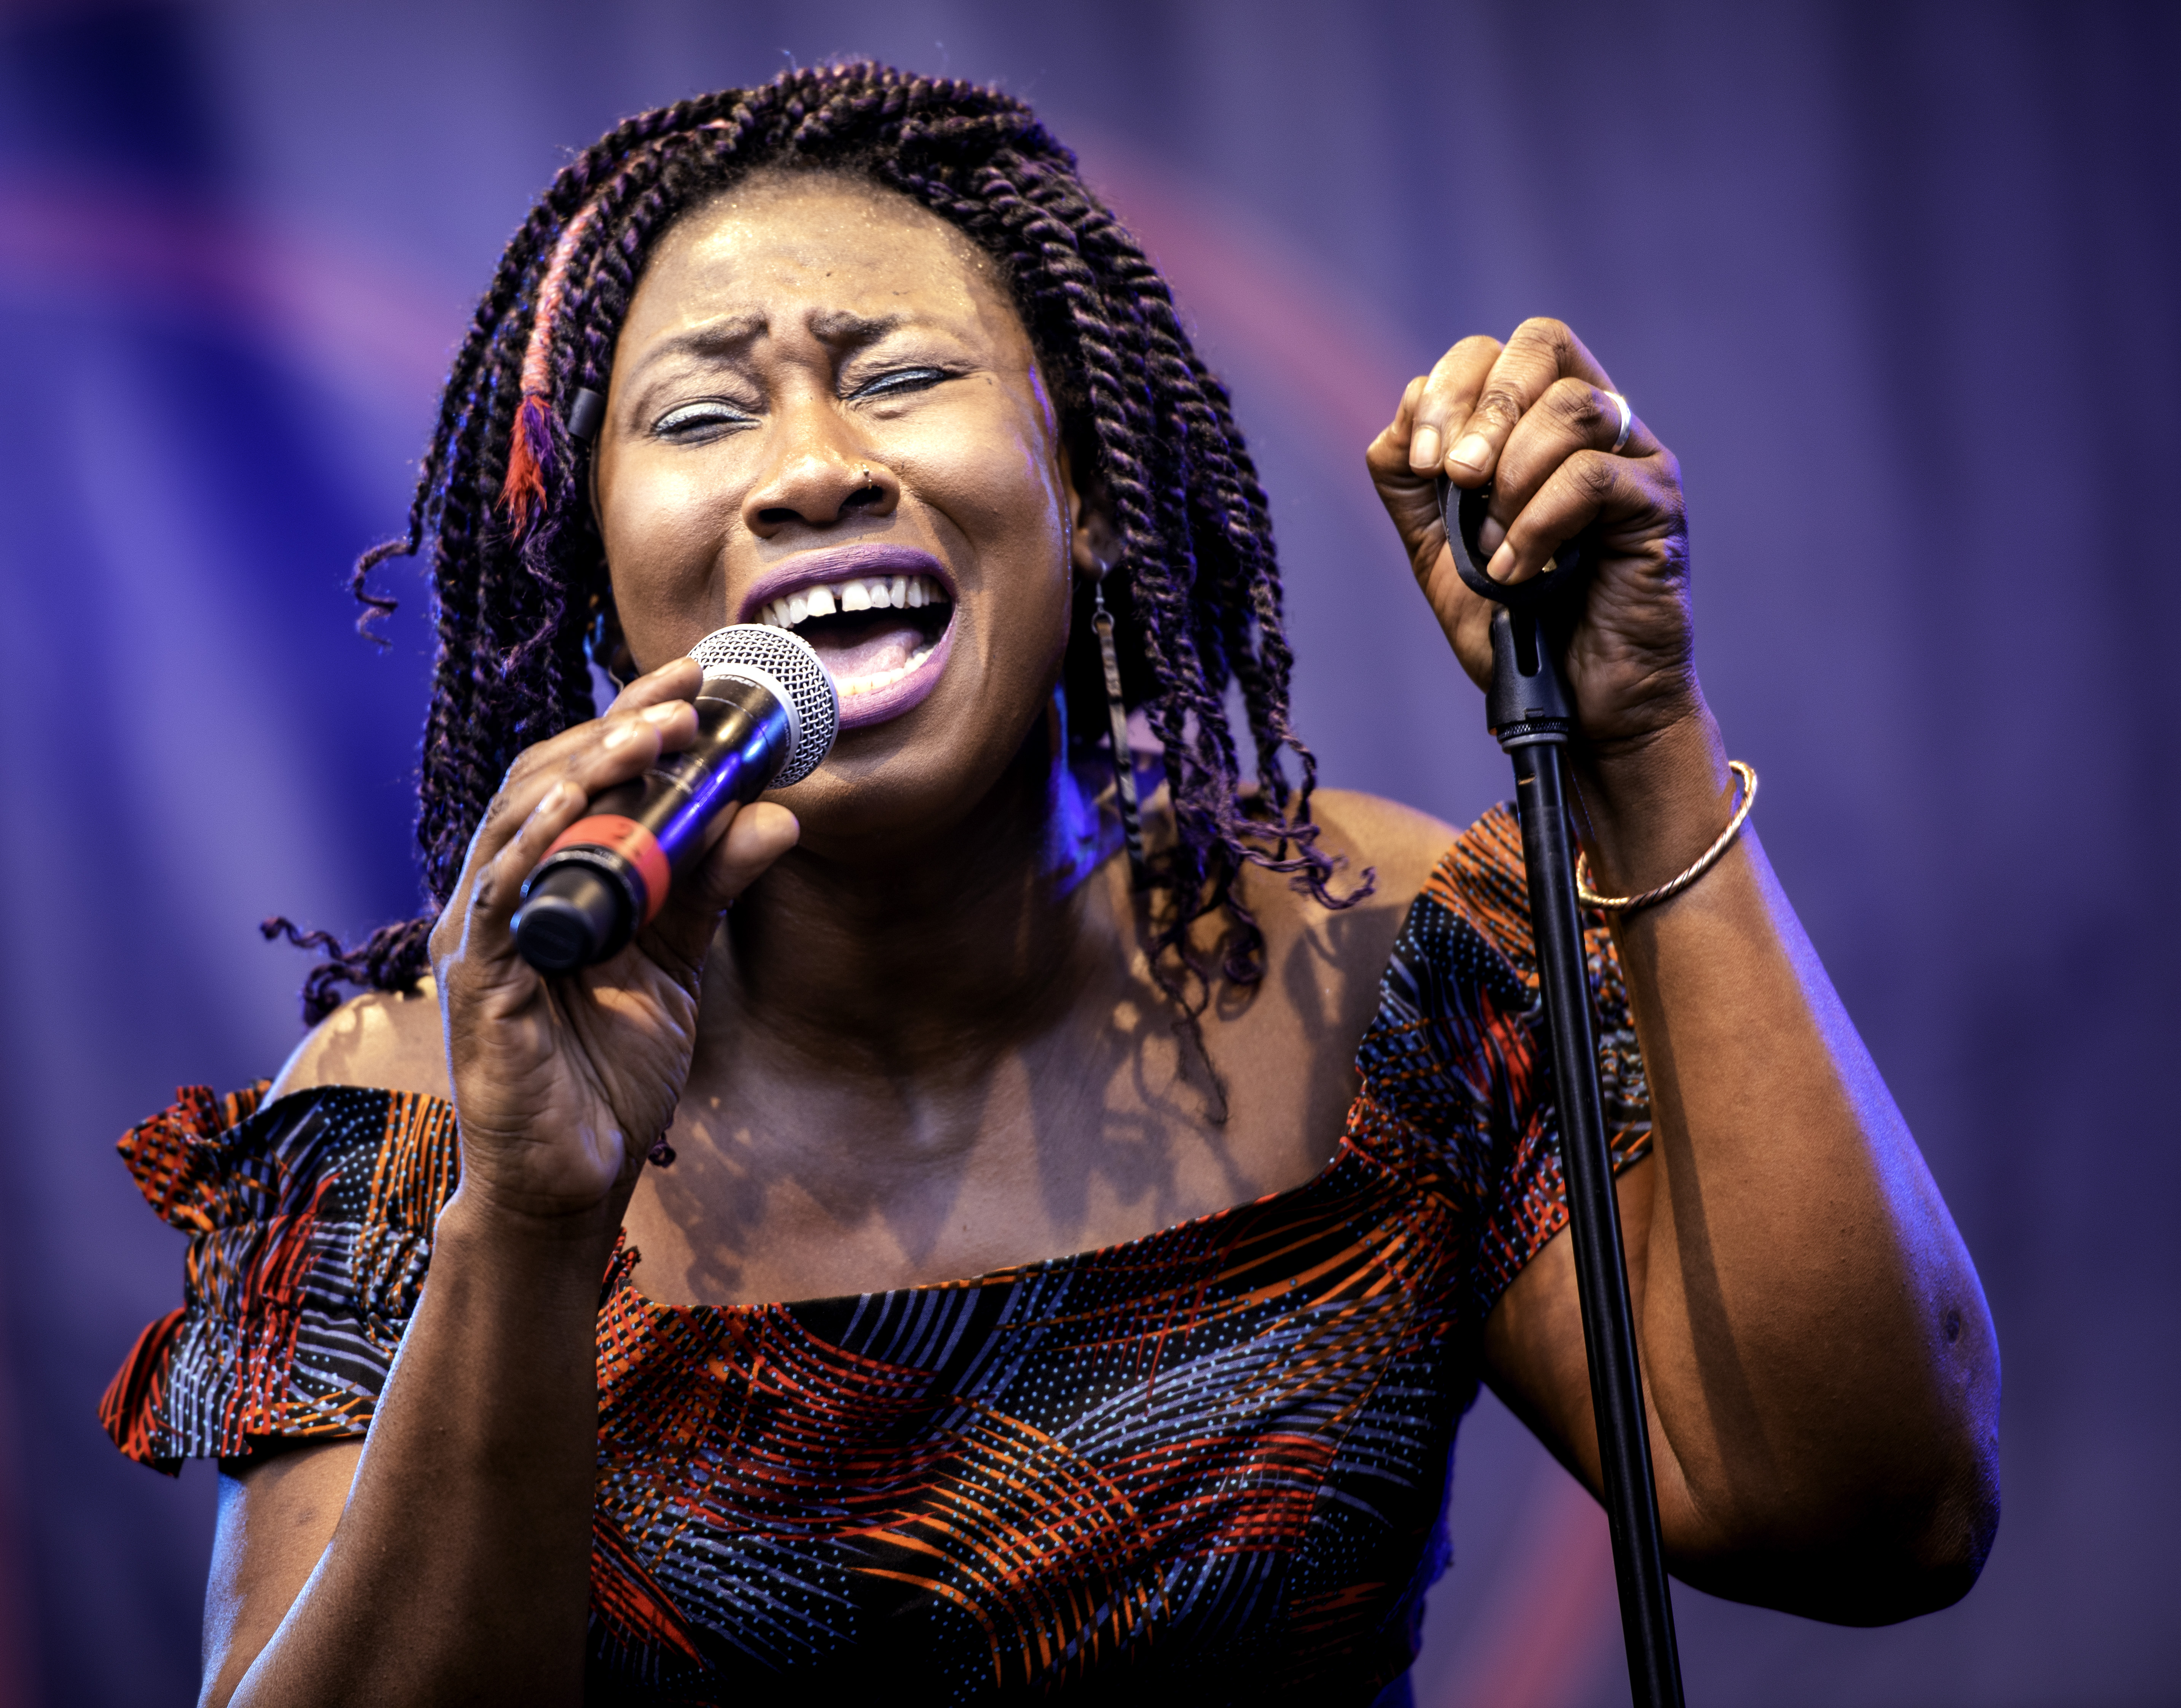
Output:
[757, 573, 947, 630]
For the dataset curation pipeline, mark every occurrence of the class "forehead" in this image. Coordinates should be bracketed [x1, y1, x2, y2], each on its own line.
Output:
[622, 173, 1018, 347]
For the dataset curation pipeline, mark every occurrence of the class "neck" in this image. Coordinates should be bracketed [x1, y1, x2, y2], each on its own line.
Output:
[704, 730, 1126, 1079]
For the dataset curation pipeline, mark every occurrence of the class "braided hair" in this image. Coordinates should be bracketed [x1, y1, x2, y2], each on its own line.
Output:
[276, 61, 1366, 1027]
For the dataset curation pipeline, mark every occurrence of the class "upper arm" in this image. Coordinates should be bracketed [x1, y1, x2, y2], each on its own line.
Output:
[199, 990, 441, 1700]
[1480, 1158, 1694, 1519]
[267, 981, 450, 1104]
[202, 1442, 365, 1708]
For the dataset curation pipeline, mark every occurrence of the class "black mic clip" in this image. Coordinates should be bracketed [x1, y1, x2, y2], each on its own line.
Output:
[1436, 475, 1586, 755]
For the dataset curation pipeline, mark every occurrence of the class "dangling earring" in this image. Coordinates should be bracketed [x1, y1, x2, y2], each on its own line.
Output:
[1089, 560, 1147, 888]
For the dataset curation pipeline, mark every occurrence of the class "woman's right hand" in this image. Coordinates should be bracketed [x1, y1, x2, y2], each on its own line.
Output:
[429, 657, 799, 1231]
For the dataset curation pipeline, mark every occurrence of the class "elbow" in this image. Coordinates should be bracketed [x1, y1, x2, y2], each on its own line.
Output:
[1673, 1421, 2002, 1625]
[1832, 1318, 2007, 1624]
[1864, 1431, 2002, 1623]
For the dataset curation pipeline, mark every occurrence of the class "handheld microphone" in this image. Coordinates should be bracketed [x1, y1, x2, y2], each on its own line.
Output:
[510, 624, 840, 972]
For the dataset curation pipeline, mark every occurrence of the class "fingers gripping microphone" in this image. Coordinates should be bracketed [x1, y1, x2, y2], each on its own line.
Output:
[511, 625, 840, 972]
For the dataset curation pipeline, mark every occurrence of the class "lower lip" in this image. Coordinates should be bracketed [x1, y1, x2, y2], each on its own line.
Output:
[831, 615, 956, 731]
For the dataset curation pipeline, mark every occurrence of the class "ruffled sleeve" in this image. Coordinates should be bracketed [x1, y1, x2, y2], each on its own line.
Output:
[100, 1083, 459, 1474]
[1345, 803, 1653, 1324]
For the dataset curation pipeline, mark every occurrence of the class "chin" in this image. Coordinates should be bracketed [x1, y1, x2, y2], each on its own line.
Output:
[775, 672, 1064, 861]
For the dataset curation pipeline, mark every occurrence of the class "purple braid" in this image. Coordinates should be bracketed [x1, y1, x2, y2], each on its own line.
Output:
[277, 62, 1369, 1026]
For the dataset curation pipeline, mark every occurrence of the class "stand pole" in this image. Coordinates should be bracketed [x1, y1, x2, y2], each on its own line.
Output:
[1444, 480, 1686, 1708]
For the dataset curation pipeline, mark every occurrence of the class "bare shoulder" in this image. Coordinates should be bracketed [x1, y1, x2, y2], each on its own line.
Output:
[1241, 788, 1464, 1004]
[1306, 788, 1462, 905]
[266, 980, 450, 1104]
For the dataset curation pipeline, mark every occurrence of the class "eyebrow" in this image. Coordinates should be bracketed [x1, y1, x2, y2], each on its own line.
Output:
[624, 314, 767, 382]
[805, 309, 908, 348]
[628, 308, 920, 383]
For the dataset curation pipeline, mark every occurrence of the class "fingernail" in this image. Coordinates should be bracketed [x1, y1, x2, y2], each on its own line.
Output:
[538, 781, 571, 813]
[641, 702, 681, 725]
[1449, 434, 1491, 471]
[1486, 543, 1516, 583]
[1410, 426, 1441, 471]
[602, 721, 637, 750]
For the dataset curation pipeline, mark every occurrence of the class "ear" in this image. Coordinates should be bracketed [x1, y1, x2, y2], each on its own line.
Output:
[1057, 443, 1120, 581]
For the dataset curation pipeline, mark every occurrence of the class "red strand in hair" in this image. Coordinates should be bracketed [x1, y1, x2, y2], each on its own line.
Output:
[502, 393, 553, 534]
[500, 205, 597, 536]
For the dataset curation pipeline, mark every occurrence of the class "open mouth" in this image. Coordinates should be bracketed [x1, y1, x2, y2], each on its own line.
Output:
[754, 573, 951, 698]
[742, 551, 958, 729]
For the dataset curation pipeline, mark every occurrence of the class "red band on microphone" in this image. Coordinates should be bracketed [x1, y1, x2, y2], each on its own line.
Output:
[544, 814, 671, 924]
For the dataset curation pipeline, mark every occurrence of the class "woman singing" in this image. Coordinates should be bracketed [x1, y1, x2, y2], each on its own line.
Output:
[103, 63, 1999, 1706]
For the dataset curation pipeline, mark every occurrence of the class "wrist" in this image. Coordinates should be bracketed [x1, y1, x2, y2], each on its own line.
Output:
[1569, 700, 1737, 898]
[434, 1184, 625, 1287]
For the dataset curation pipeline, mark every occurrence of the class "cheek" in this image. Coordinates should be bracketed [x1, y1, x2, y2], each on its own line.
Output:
[894, 369, 1068, 532]
[948, 444, 1073, 674]
[905, 409, 1071, 578]
[599, 456, 738, 657]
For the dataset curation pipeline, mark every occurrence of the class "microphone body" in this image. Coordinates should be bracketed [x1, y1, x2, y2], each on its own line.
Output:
[511, 625, 838, 971]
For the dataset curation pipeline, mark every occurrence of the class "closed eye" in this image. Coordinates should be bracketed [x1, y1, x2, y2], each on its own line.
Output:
[851, 366, 951, 402]
[653, 398, 755, 439]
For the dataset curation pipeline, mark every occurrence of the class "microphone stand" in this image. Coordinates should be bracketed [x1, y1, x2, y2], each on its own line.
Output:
[1439, 479, 1686, 1708]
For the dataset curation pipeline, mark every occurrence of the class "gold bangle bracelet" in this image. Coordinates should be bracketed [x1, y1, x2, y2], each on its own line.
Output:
[1576, 760, 1758, 912]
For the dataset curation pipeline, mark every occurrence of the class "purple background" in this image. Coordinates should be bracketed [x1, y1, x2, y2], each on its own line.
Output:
[2, 3, 2175, 1703]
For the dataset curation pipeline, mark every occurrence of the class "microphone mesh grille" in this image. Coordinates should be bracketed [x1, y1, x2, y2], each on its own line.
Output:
[686, 624, 840, 788]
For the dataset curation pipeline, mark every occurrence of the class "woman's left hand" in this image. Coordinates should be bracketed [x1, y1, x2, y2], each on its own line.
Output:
[1367, 317, 1699, 754]
[1370, 325, 2001, 1625]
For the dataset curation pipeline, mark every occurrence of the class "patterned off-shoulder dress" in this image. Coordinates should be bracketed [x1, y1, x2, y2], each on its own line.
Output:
[102, 809, 1650, 1705]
